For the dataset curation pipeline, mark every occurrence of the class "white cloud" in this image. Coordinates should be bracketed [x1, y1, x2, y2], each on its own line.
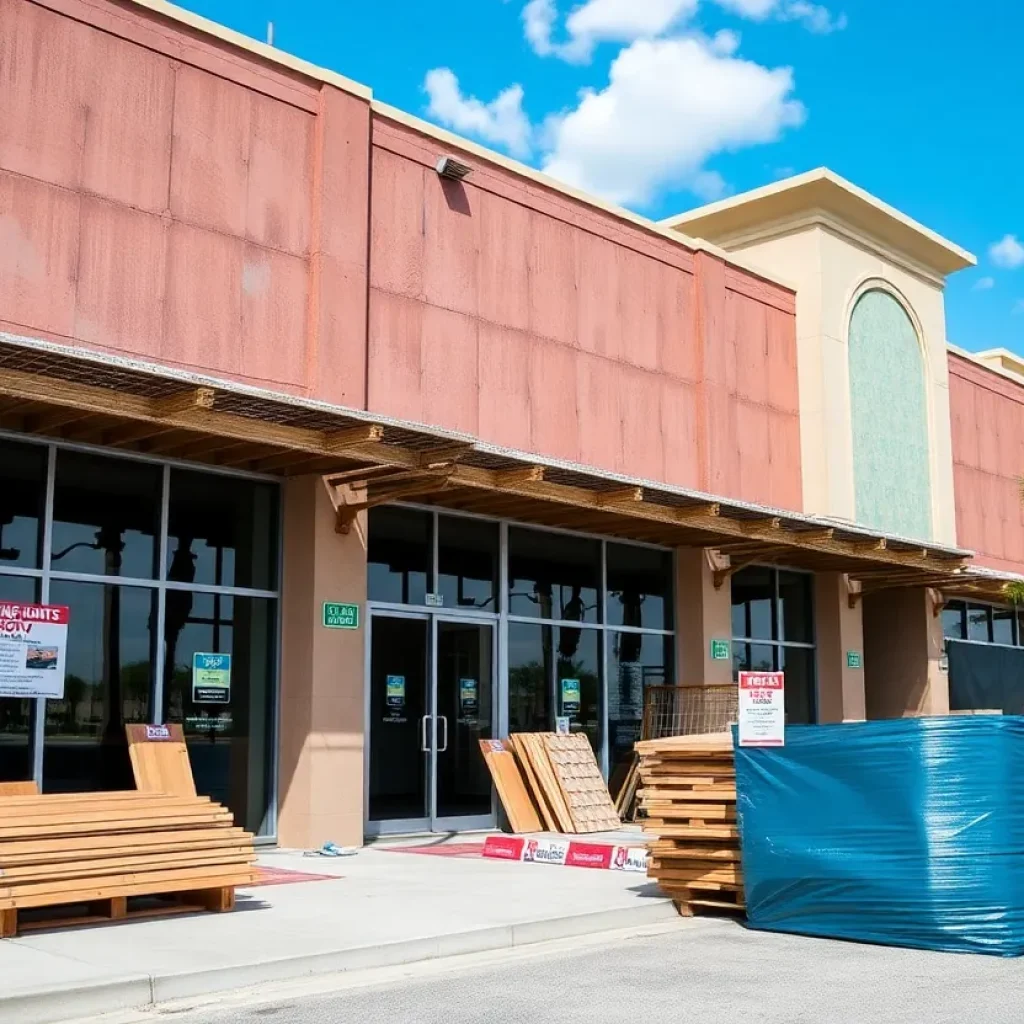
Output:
[541, 34, 805, 205]
[973, 276, 995, 292]
[524, 0, 699, 61]
[423, 68, 533, 157]
[713, 0, 846, 32]
[990, 234, 1024, 270]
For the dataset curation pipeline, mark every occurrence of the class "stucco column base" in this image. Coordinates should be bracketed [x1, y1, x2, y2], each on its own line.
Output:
[814, 573, 866, 722]
[277, 475, 367, 850]
[863, 587, 949, 719]
[676, 548, 734, 686]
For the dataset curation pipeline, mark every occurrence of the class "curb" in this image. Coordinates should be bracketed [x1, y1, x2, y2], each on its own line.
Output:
[4, 901, 677, 1024]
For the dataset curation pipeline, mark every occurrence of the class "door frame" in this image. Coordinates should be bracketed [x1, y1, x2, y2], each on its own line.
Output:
[430, 614, 498, 834]
[364, 610, 499, 837]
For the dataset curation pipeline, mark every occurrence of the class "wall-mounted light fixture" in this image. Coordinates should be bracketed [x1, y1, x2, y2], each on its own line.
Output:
[435, 155, 472, 181]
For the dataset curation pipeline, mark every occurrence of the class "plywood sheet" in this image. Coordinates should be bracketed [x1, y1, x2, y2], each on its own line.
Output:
[478, 739, 542, 834]
[126, 724, 197, 798]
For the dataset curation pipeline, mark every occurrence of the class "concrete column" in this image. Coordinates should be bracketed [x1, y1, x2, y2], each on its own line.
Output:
[676, 547, 734, 685]
[277, 475, 367, 849]
[863, 587, 949, 718]
[813, 573, 866, 722]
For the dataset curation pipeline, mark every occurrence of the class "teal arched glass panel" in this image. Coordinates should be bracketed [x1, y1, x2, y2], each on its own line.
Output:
[849, 290, 932, 539]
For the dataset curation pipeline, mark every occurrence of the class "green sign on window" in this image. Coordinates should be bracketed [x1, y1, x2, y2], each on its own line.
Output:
[322, 602, 359, 629]
[710, 639, 731, 661]
[846, 650, 862, 670]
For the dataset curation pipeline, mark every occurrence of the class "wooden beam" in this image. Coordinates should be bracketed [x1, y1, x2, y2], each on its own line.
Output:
[793, 528, 835, 543]
[495, 465, 545, 486]
[596, 486, 644, 507]
[23, 407, 97, 433]
[323, 464, 407, 487]
[418, 444, 474, 468]
[335, 475, 452, 534]
[102, 422, 180, 447]
[739, 516, 781, 534]
[153, 388, 217, 417]
[676, 503, 720, 521]
[322, 424, 385, 454]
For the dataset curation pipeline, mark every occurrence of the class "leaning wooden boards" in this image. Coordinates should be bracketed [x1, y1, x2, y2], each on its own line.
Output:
[478, 739, 542, 833]
[636, 733, 743, 915]
[510, 732, 621, 834]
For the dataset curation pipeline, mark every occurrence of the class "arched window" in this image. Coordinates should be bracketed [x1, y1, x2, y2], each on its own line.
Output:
[848, 289, 932, 539]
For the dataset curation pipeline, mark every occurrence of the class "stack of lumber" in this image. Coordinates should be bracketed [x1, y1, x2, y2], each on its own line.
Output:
[0, 791, 257, 937]
[482, 732, 620, 834]
[636, 733, 743, 915]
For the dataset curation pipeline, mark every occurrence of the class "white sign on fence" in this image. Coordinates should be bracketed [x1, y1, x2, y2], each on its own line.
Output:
[738, 671, 785, 747]
[0, 602, 70, 699]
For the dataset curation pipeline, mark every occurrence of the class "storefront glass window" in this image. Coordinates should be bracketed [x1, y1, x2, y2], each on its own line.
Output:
[43, 580, 154, 792]
[368, 507, 432, 606]
[944, 600, 1021, 648]
[508, 527, 600, 622]
[606, 543, 673, 630]
[0, 440, 46, 569]
[606, 632, 673, 792]
[731, 566, 816, 724]
[0, 438, 280, 835]
[508, 622, 552, 733]
[51, 451, 161, 579]
[167, 470, 278, 591]
[556, 625, 600, 754]
[437, 515, 498, 611]
[967, 604, 991, 642]
[163, 593, 276, 835]
[731, 566, 775, 640]
[0, 573, 38, 781]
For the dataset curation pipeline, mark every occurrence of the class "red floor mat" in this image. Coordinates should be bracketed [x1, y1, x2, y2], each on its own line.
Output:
[249, 866, 342, 886]
[381, 842, 484, 858]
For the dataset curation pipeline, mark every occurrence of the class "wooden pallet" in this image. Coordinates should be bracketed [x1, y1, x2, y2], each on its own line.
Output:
[0, 885, 237, 938]
[635, 733, 743, 917]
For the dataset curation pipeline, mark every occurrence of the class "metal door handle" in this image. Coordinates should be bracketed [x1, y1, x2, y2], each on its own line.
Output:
[437, 715, 448, 752]
[420, 715, 431, 752]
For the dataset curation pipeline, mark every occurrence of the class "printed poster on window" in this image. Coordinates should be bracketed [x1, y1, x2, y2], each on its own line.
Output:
[738, 671, 785, 747]
[192, 653, 231, 704]
[0, 602, 69, 699]
[561, 677, 581, 716]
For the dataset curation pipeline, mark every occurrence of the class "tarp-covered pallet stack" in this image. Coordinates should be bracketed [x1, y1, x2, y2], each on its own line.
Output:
[636, 733, 742, 916]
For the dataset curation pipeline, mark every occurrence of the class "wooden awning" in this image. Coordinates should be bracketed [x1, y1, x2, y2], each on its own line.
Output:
[0, 331, 973, 588]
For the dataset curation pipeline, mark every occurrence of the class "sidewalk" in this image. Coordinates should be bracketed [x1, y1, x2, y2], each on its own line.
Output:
[2, 832, 678, 1024]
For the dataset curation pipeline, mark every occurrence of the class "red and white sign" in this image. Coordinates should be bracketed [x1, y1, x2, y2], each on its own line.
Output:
[738, 670, 785, 747]
[0, 602, 70, 699]
[482, 836, 648, 873]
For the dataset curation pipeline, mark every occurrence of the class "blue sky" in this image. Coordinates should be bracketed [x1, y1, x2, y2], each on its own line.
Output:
[178, 0, 1022, 354]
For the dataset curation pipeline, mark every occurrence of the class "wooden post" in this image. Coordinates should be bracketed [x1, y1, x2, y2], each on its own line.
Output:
[0, 909, 17, 938]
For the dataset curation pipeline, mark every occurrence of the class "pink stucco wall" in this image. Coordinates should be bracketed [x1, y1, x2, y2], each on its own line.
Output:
[0, 0, 368, 407]
[949, 353, 1024, 573]
[0, 0, 803, 507]
[368, 117, 802, 507]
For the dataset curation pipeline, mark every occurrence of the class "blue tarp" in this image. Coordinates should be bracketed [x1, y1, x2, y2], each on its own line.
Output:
[734, 716, 1024, 955]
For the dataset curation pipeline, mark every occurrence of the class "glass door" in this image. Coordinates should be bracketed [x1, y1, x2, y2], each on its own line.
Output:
[367, 613, 497, 835]
[432, 618, 496, 832]
[367, 613, 431, 833]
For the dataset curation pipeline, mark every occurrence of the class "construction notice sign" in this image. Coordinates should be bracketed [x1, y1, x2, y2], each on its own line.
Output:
[738, 671, 785, 747]
[0, 602, 69, 699]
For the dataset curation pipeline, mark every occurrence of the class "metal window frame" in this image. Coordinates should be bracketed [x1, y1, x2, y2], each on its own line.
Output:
[0, 434, 282, 840]
[943, 597, 1021, 649]
[730, 564, 818, 721]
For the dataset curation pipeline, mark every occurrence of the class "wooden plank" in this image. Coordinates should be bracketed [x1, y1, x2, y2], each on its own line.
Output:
[509, 735, 557, 832]
[512, 734, 575, 833]
[0, 828, 247, 861]
[478, 740, 542, 834]
[126, 725, 198, 798]
[0, 781, 39, 797]
[0, 848, 255, 884]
